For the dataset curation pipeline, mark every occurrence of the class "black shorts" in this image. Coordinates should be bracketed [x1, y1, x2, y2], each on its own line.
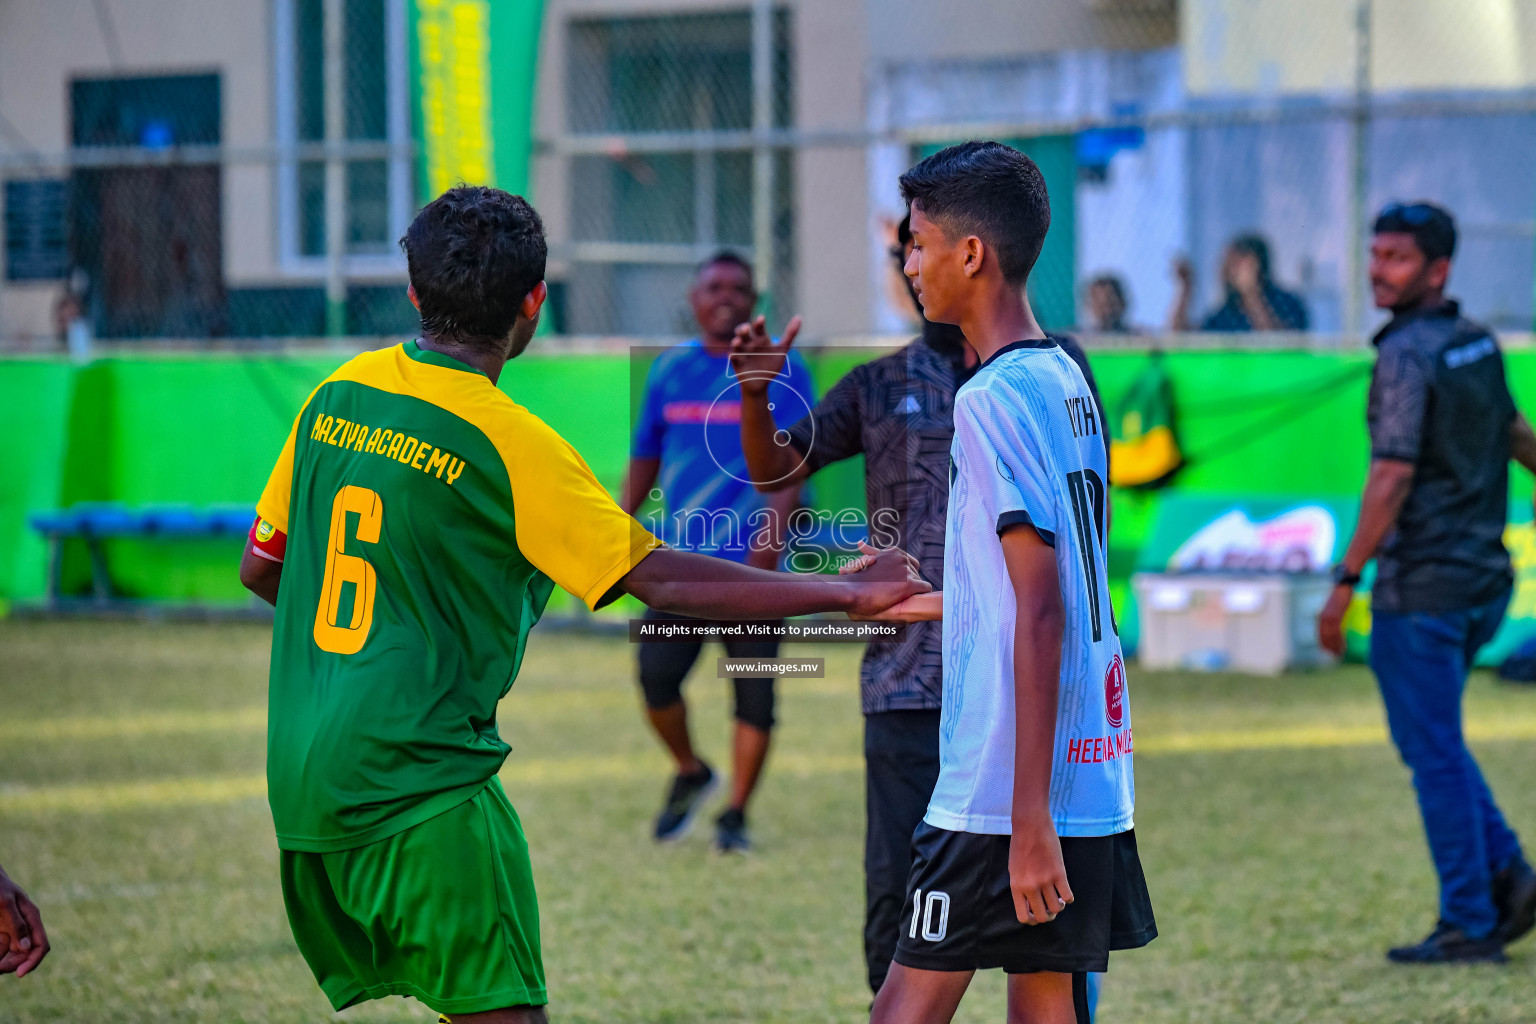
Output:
[892, 823, 1156, 975]
[636, 608, 779, 730]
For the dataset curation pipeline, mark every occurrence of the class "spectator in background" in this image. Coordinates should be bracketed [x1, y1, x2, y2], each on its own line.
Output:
[0, 862, 48, 978]
[1085, 273, 1135, 333]
[1170, 233, 1309, 332]
[52, 289, 83, 347]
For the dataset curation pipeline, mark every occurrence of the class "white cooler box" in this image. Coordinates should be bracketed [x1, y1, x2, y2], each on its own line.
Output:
[1131, 572, 1337, 675]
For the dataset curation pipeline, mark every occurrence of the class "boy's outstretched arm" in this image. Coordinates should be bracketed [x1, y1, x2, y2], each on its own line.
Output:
[853, 591, 942, 622]
[1001, 524, 1072, 926]
[619, 546, 928, 621]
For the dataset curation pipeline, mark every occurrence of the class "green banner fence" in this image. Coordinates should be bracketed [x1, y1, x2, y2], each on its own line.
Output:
[4, 345, 1535, 628]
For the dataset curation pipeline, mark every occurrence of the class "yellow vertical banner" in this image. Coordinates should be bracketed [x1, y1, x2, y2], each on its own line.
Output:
[415, 0, 495, 197]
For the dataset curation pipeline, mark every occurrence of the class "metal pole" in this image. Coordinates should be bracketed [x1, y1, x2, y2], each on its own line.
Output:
[1346, 0, 1371, 339]
[324, 0, 347, 338]
[751, 0, 773, 320]
[694, 82, 716, 250]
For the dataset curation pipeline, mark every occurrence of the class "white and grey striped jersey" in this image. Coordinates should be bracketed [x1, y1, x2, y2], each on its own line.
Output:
[926, 339, 1134, 839]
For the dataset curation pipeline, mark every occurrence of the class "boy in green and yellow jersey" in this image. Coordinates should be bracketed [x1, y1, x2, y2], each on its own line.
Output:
[240, 186, 928, 1023]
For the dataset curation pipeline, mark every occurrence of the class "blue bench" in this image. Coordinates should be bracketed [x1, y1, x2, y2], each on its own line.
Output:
[29, 503, 256, 608]
[25, 504, 868, 614]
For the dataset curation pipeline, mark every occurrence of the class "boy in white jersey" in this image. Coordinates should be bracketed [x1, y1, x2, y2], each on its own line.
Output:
[849, 141, 1155, 1024]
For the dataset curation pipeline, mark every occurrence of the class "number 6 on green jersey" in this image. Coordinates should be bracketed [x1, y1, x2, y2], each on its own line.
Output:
[313, 485, 382, 654]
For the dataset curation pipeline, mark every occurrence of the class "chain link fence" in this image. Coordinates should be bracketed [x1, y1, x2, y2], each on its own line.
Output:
[3, 0, 1536, 350]
[549, 5, 796, 337]
[542, 0, 1536, 345]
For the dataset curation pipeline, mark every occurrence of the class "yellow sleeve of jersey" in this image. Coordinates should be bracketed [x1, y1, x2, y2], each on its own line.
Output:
[503, 410, 660, 609]
[255, 413, 301, 534]
[256, 372, 339, 534]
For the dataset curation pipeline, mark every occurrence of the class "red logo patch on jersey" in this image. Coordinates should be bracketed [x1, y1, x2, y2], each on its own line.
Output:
[1104, 654, 1126, 728]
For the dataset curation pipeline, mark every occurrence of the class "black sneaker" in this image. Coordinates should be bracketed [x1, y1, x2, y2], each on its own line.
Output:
[715, 807, 751, 854]
[653, 763, 717, 842]
[1386, 922, 1506, 964]
[1493, 860, 1536, 945]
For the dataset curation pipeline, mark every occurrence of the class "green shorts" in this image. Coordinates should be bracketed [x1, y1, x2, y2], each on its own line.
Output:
[279, 778, 546, 1014]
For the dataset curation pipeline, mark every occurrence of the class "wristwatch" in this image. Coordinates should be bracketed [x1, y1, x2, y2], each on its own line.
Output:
[1330, 563, 1362, 588]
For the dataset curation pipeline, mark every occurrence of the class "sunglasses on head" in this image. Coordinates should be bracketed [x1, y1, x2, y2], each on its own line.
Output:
[1378, 202, 1438, 225]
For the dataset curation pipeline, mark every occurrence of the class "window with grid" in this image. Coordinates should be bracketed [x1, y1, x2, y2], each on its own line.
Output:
[561, 9, 794, 336]
[275, 0, 411, 268]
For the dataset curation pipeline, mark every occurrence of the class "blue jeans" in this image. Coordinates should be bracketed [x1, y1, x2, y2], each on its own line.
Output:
[1370, 590, 1525, 939]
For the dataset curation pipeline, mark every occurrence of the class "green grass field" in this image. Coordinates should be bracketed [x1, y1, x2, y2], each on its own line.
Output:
[3, 620, 1536, 1023]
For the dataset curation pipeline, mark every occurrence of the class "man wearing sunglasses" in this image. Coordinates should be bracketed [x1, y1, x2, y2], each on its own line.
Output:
[1319, 201, 1536, 964]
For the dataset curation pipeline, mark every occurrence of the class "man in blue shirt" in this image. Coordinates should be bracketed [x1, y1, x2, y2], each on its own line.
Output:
[622, 251, 813, 853]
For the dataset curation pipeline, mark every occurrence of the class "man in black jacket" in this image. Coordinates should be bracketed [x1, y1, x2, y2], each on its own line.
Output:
[1319, 201, 1536, 964]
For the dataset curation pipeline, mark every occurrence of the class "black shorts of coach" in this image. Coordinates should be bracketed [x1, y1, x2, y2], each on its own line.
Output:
[894, 823, 1156, 975]
[637, 607, 780, 731]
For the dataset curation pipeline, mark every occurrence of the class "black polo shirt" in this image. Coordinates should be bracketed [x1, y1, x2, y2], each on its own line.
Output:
[1368, 299, 1515, 613]
[785, 325, 1104, 715]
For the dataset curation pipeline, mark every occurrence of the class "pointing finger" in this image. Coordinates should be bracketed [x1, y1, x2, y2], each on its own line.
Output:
[779, 315, 803, 350]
